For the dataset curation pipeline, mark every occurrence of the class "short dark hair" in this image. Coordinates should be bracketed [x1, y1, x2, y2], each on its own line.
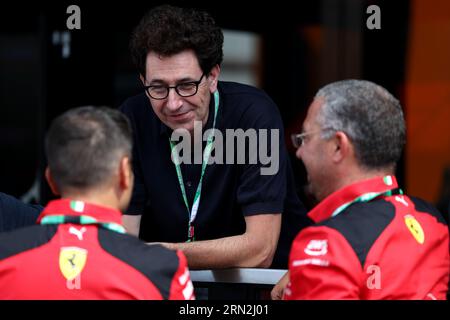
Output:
[45, 106, 132, 192]
[130, 5, 224, 77]
[316, 80, 406, 170]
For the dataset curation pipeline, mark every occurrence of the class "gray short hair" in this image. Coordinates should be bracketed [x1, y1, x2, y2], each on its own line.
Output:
[315, 79, 406, 170]
[45, 106, 132, 192]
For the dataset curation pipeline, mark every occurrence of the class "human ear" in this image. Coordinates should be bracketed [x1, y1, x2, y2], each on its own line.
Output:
[332, 131, 351, 163]
[119, 156, 133, 190]
[208, 65, 221, 93]
[45, 167, 60, 196]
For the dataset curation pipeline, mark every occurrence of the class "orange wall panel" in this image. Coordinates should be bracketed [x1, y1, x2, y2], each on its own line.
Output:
[405, 0, 450, 202]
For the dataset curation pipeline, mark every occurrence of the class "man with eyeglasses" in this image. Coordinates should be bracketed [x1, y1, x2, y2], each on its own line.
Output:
[272, 80, 449, 300]
[119, 5, 311, 272]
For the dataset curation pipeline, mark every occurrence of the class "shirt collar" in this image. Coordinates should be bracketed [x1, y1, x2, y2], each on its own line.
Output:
[307, 175, 399, 223]
[37, 199, 123, 226]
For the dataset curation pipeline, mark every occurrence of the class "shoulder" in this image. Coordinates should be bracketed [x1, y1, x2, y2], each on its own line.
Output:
[97, 229, 183, 297]
[321, 200, 396, 236]
[219, 81, 277, 111]
[219, 81, 272, 99]
[98, 229, 181, 269]
[408, 196, 448, 226]
[316, 200, 396, 266]
[118, 93, 160, 137]
[0, 224, 58, 260]
[218, 82, 282, 128]
[119, 93, 151, 119]
[0, 192, 42, 214]
[0, 192, 43, 232]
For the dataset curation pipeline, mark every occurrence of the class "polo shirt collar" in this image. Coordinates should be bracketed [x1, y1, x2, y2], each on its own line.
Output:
[37, 199, 123, 226]
[307, 175, 399, 223]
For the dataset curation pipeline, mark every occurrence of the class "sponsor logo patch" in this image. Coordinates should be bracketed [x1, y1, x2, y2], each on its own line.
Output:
[59, 247, 88, 281]
[304, 239, 328, 256]
[404, 215, 425, 244]
[292, 258, 330, 267]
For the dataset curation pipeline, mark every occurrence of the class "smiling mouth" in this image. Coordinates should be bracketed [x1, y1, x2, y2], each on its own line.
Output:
[168, 110, 192, 121]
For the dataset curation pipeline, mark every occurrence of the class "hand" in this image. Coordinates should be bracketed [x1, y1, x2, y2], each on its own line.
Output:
[271, 271, 289, 300]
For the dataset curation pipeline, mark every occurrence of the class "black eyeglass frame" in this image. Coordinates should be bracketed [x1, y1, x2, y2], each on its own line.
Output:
[144, 73, 206, 100]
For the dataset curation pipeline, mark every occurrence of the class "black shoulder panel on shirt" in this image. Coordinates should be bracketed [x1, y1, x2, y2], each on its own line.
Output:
[119, 93, 148, 113]
[318, 200, 395, 267]
[409, 196, 448, 226]
[97, 229, 180, 300]
[0, 225, 58, 260]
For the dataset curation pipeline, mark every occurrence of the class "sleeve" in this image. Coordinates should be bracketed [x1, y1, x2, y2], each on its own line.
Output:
[119, 102, 148, 215]
[0, 192, 42, 232]
[168, 250, 195, 300]
[284, 226, 363, 300]
[235, 94, 287, 216]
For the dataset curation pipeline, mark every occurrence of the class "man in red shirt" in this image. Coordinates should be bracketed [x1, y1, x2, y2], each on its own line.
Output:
[0, 106, 194, 299]
[273, 80, 449, 300]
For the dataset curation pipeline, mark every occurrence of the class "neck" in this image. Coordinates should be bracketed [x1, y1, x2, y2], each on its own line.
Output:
[324, 167, 394, 201]
[339, 167, 393, 187]
[61, 188, 121, 212]
[189, 103, 211, 144]
[202, 104, 210, 128]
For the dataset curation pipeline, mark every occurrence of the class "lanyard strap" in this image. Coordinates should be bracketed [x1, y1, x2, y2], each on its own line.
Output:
[40, 214, 127, 234]
[169, 90, 220, 242]
[331, 186, 403, 218]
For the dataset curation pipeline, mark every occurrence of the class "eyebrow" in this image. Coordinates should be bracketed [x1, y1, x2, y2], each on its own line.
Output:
[148, 77, 197, 85]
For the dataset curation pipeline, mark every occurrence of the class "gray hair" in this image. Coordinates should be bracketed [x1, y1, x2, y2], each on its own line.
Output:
[315, 79, 406, 170]
[45, 106, 132, 192]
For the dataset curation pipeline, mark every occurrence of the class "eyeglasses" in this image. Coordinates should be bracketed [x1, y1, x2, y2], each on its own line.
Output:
[291, 128, 333, 148]
[144, 74, 206, 100]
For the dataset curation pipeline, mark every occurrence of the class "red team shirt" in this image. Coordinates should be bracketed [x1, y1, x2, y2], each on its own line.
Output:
[0, 199, 194, 300]
[285, 176, 449, 300]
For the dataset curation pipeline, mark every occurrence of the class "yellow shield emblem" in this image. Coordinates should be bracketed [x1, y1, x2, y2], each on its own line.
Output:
[404, 215, 425, 244]
[59, 247, 88, 281]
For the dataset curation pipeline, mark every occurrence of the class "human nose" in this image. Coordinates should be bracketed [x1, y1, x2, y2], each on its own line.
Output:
[165, 87, 183, 111]
[295, 143, 304, 160]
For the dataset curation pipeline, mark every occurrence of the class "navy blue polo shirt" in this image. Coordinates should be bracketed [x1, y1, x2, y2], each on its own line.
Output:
[120, 81, 311, 268]
[0, 192, 42, 233]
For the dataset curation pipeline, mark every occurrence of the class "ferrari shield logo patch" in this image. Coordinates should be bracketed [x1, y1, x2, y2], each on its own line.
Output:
[59, 247, 88, 281]
[404, 215, 425, 244]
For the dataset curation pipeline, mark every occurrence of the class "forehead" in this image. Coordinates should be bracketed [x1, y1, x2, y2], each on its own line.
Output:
[145, 50, 202, 81]
[303, 97, 324, 129]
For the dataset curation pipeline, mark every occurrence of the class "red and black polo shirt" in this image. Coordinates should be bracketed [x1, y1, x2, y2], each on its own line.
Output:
[0, 199, 194, 300]
[285, 176, 449, 300]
